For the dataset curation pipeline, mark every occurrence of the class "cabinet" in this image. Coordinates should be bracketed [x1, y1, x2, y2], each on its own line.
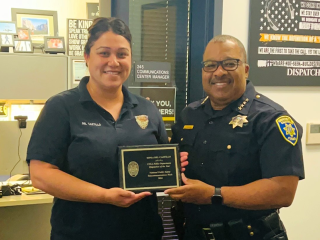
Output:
[0, 53, 68, 99]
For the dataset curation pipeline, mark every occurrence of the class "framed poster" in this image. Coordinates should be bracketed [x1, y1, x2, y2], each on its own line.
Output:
[87, 3, 100, 19]
[67, 19, 93, 56]
[0, 21, 17, 35]
[73, 60, 88, 83]
[248, 0, 320, 86]
[11, 8, 58, 45]
[68, 56, 90, 89]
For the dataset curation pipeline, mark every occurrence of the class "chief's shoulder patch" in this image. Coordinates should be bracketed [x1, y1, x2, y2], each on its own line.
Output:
[276, 116, 298, 146]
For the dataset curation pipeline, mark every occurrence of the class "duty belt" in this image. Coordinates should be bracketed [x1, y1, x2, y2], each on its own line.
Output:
[201, 212, 288, 240]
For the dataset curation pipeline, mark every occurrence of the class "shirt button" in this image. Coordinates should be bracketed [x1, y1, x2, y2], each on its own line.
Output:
[198, 207, 201, 211]
[209, 121, 213, 124]
[181, 138, 184, 141]
[203, 140, 207, 144]
[201, 163, 204, 166]
[227, 145, 231, 149]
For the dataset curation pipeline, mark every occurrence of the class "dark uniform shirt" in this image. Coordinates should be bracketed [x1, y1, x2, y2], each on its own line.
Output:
[27, 77, 168, 240]
[171, 81, 304, 226]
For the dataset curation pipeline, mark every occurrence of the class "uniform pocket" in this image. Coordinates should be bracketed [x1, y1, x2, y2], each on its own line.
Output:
[209, 133, 259, 186]
[209, 132, 250, 154]
[178, 129, 197, 148]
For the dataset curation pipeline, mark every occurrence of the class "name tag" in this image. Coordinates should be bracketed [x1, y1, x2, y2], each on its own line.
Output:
[183, 125, 194, 130]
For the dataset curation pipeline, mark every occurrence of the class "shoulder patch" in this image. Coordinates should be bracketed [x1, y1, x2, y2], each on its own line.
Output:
[276, 116, 298, 146]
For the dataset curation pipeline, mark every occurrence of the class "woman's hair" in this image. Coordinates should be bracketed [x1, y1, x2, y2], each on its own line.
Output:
[84, 17, 132, 55]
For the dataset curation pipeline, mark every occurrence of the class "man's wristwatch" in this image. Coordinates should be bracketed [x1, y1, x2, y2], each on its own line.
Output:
[211, 187, 223, 205]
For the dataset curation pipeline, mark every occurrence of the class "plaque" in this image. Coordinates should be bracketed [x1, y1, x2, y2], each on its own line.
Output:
[119, 144, 181, 192]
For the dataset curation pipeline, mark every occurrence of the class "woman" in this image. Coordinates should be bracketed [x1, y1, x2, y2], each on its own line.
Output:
[27, 17, 167, 240]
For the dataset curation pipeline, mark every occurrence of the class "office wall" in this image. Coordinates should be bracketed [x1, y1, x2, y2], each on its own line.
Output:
[0, 0, 99, 39]
[222, 1, 320, 239]
[0, 121, 36, 176]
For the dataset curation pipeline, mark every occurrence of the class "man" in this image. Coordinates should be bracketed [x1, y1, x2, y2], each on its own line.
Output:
[165, 35, 304, 240]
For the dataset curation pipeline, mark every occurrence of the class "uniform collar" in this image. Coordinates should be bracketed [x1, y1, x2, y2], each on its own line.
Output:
[78, 76, 138, 107]
[78, 77, 92, 102]
[198, 80, 256, 117]
[233, 80, 256, 115]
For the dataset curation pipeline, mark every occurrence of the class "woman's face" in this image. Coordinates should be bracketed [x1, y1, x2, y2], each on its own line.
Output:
[84, 31, 131, 91]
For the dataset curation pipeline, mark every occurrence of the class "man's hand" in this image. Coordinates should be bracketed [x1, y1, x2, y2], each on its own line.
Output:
[180, 152, 189, 172]
[164, 173, 214, 204]
[105, 188, 152, 207]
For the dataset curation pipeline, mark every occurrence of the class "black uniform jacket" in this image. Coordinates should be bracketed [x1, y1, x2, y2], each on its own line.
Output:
[171, 81, 304, 225]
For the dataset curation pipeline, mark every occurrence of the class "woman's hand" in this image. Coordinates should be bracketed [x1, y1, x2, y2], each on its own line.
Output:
[180, 152, 189, 172]
[30, 160, 152, 206]
[105, 188, 152, 207]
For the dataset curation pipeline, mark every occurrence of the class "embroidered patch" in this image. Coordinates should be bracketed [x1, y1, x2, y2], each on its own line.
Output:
[135, 115, 149, 129]
[276, 116, 298, 146]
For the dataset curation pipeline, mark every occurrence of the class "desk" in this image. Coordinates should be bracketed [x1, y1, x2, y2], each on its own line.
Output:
[0, 193, 53, 207]
[0, 193, 53, 240]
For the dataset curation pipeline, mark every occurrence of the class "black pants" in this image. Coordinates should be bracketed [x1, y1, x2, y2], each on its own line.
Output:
[51, 231, 163, 240]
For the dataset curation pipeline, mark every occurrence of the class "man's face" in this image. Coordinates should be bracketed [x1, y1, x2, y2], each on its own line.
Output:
[202, 40, 249, 110]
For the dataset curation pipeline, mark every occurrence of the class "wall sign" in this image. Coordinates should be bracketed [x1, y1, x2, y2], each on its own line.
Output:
[67, 19, 93, 56]
[129, 87, 176, 129]
[135, 61, 171, 83]
[248, 0, 320, 86]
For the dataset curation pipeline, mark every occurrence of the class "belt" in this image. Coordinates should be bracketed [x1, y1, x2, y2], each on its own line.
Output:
[199, 212, 286, 240]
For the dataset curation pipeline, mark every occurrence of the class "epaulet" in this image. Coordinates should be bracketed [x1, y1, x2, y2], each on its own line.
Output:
[253, 93, 285, 111]
[188, 96, 208, 109]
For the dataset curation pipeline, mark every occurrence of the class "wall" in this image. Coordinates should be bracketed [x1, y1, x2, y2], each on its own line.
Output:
[0, 121, 36, 176]
[1, 0, 99, 40]
[222, 1, 320, 239]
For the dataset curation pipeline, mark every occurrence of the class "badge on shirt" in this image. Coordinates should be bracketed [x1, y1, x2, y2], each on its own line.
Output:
[135, 115, 149, 129]
[276, 116, 298, 146]
[229, 115, 248, 129]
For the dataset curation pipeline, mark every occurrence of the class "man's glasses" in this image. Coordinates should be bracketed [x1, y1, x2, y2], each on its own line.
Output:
[201, 59, 243, 72]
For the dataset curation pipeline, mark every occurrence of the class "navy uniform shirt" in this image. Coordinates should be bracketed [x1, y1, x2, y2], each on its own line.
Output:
[27, 77, 168, 240]
[171, 81, 304, 226]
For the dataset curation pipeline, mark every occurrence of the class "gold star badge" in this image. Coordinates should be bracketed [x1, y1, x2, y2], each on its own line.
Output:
[229, 115, 248, 129]
[284, 123, 296, 138]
